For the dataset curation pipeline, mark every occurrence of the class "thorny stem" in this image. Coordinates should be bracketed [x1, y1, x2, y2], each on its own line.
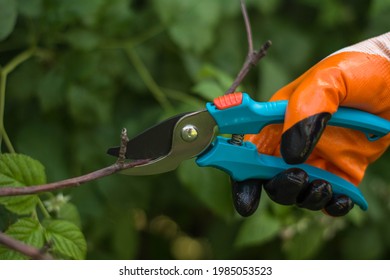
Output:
[0, 231, 53, 260]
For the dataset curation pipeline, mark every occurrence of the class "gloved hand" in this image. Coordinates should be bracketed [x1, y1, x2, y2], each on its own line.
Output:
[235, 32, 390, 217]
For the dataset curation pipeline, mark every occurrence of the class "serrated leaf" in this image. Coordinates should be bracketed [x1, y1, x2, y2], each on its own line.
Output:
[44, 219, 86, 260]
[0, 218, 45, 260]
[0, 0, 17, 41]
[235, 212, 281, 248]
[177, 159, 234, 219]
[0, 154, 46, 215]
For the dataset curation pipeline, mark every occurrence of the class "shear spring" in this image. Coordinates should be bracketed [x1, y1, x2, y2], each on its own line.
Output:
[229, 134, 244, 146]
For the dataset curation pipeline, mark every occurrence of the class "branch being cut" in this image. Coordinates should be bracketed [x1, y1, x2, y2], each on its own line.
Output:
[0, 128, 149, 197]
[225, 0, 272, 95]
[0, 231, 53, 260]
[0, 159, 150, 197]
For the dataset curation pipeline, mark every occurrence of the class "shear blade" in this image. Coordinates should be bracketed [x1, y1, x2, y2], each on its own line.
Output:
[107, 113, 188, 160]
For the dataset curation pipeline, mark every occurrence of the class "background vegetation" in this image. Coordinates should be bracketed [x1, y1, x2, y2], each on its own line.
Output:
[0, 0, 389, 259]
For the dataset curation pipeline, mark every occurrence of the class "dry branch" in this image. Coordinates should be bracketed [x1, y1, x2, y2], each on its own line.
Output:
[225, 0, 272, 95]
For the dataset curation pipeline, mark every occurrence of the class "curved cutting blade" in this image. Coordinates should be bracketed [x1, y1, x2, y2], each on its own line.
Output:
[107, 113, 187, 160]
[107, 110, 217, 175]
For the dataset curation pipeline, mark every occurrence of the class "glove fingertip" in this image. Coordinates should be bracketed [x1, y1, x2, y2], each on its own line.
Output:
[231, 179, 262, 217]
[323, 195, 354, 217]
[264, 168, 309, 205]
[281, 112, 331, 164]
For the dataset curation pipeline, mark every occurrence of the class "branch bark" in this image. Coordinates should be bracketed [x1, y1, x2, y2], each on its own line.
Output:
[0, 231, 53, 260]
[0, 159, 150, 197]
[0, 125, 151, 197]
[225, 0, 272, 95]
[224, 0, 272, 145]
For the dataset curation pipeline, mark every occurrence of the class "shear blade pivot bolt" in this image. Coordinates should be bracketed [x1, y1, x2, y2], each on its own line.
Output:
[181, 125, 198, 142]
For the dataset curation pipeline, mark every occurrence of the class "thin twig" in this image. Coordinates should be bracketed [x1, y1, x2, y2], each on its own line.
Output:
[0, 159, 151, 197]
[240, 0, 253, 54]
[225, 0, 272, 95]
[225, 41, 272, 95]
[0, 231, 53, 260]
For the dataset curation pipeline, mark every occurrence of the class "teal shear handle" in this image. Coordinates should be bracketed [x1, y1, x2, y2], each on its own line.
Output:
[207, 93, 390, 140]
[197, 137, 368, 210]
[198, 93, 390, 210]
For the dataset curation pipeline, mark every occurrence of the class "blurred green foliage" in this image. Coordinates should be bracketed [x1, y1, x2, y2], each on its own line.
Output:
[0, 0, 389, 259]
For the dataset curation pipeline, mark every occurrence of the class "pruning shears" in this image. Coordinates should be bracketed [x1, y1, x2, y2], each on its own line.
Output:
[107, 92, 390, 211]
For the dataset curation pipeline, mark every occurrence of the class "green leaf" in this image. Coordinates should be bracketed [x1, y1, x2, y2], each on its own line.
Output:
[235, 212, 281, 248]
[0, 154, 46, 186]
[0, 218, 45, 260]
[0, 154, 46, 215]
[43, 219, 87, 260]
[177, 159, 234, 219]
[0, 0, 17, 41]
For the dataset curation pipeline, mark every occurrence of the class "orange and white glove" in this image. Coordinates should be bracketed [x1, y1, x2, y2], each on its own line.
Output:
[244, 32, 390, 216]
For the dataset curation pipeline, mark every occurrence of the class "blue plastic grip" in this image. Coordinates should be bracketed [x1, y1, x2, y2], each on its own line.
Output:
[196, 137, 368, 210]
[206, 93, 390, 140]
[199, 93, 390, 210]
